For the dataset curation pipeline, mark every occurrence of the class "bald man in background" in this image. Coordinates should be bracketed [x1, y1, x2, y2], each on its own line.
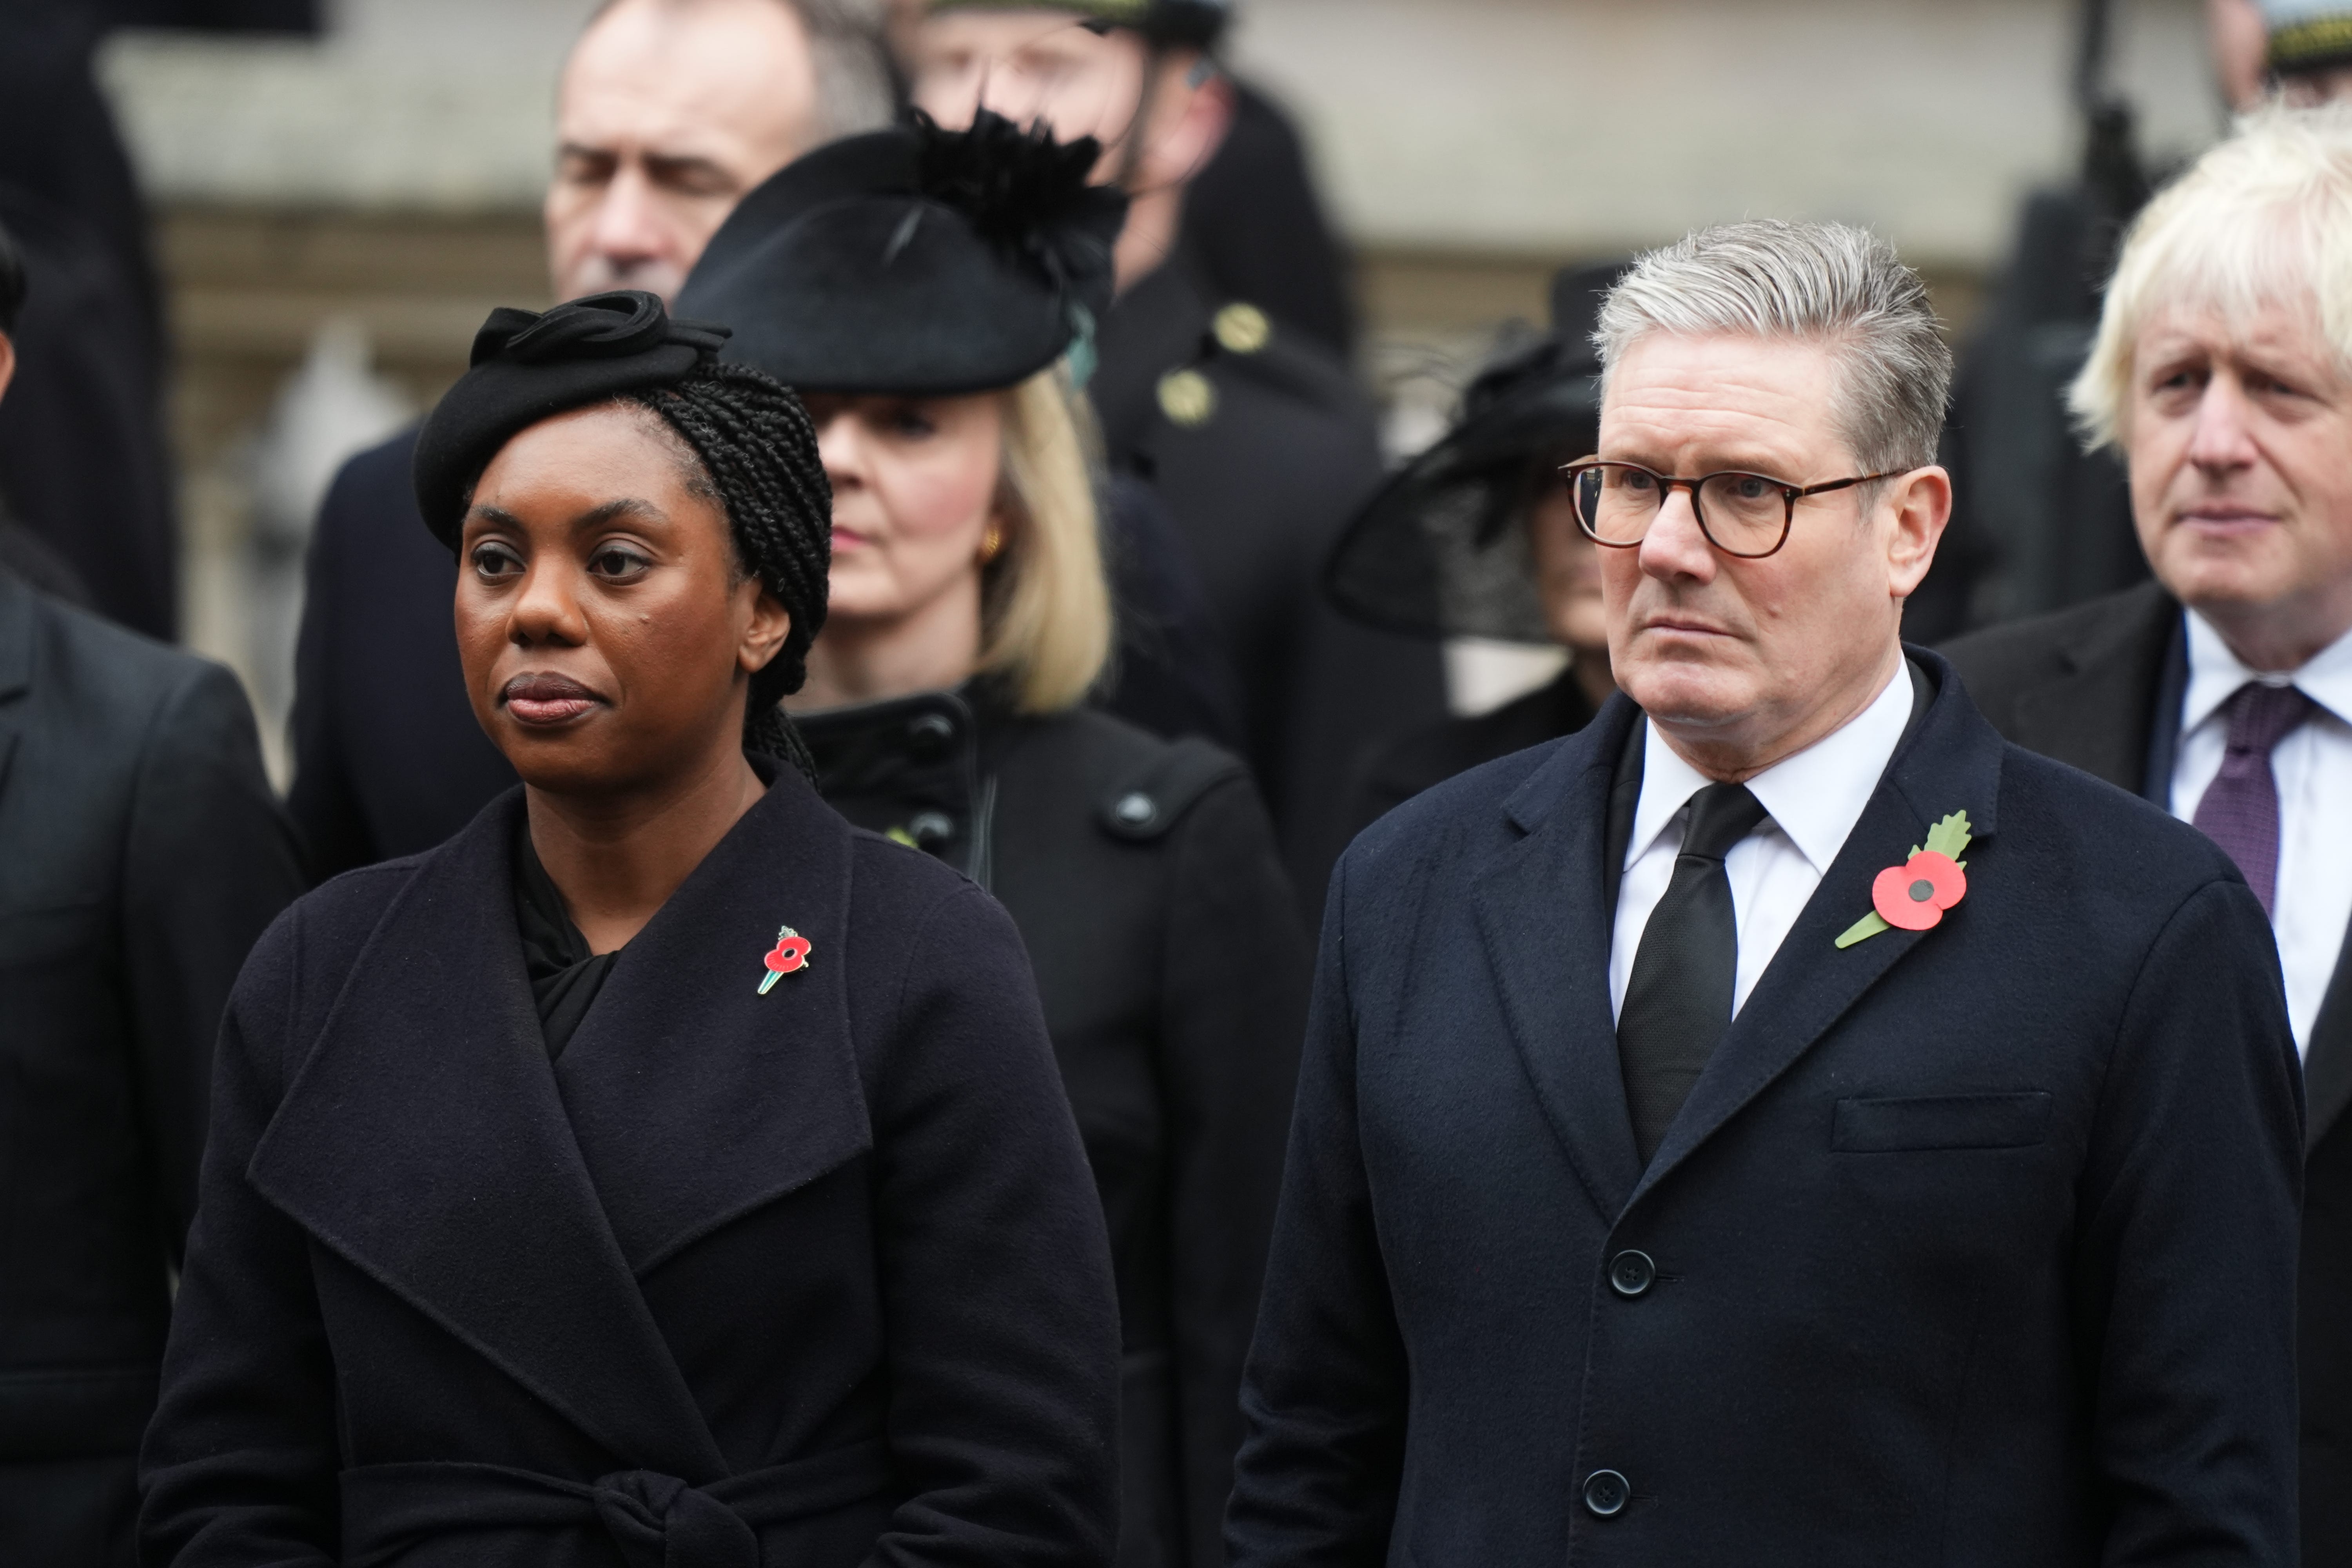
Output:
[287, 0, 894, 878]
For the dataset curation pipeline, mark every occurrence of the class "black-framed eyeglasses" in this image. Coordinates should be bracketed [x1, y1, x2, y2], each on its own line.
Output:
[1560, 459, 1900, 559]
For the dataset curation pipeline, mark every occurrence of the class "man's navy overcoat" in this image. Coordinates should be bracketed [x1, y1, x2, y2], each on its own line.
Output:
[1226, 651, 2305, 1565]
[139, 770, 1122, 1567]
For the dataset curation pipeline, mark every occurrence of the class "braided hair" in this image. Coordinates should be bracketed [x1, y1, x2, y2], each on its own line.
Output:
[620, 360, 833, 781]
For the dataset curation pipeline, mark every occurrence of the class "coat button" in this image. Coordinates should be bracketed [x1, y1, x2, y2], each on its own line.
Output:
[907, 713, 956, 759]
[908, 811, 956, 848]
[1113, 791, 1158, 828]
[1583, 1469, 1630, 1517]
[1608, 1249, 1656, 1298]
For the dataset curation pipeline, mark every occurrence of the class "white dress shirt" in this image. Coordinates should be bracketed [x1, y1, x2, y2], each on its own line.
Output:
[1610, 666, 1915, 1024]
[2171, 611, 2352, 1054]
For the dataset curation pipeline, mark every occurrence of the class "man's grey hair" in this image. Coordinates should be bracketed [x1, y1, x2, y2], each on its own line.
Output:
[587, 0, 897, 142]
[1595, 220, 1952, 475]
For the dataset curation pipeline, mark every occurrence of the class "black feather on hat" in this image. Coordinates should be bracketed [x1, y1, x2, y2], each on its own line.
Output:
[677, 110, 1129, 397]
[1325, 260, 1629, 643]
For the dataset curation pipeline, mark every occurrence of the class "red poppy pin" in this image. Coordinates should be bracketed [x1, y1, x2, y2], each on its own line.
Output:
[758, 926, 813, 994]
[1835, 811, 1973, 949]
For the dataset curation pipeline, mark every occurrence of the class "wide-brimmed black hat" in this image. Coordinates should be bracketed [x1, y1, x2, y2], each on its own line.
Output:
[677, 110, 1128, 397]
[926, 0, 1231, 49]
[1325, 259, 1628, 642]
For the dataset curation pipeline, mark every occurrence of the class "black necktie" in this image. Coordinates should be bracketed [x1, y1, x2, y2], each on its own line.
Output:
[1617, 782, 1769, 1163]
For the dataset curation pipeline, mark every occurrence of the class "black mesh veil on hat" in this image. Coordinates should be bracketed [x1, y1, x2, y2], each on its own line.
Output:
[412, 289, 837, 777]
[1325, 260, 1628, 643]
[677, 110, 1129, 396]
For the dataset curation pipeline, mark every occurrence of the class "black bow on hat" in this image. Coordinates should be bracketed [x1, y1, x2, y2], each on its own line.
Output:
[413, 291, 731, 549]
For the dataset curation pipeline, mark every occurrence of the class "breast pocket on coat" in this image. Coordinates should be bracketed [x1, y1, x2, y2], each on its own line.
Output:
[1831, 1092, 2053, 1153]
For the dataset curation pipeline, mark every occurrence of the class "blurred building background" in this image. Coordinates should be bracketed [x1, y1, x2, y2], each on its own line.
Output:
[90, 0, 2229, 777]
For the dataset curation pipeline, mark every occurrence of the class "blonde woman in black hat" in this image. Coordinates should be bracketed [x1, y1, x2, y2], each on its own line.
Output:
[680, 111, 1309, 1568]
[138, 291, 1120, 1568]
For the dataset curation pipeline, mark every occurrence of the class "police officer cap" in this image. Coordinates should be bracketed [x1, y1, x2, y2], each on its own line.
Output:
[926, 0, 1231, 49]
[2265, 0, 2352, 74]
[412, 290, 730, 549]
[677, 109, 1128, 397]
[1325, 260, 1629, 643]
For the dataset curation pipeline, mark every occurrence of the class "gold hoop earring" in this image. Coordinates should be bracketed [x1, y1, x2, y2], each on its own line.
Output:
[978, 523, 1005, 564]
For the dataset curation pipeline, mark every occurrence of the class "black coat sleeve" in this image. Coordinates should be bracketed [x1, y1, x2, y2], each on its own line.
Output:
[139, 909, 344, 1567]
[121, 661, 303, 1256]
[869, 882, 1123, 1567]
[2076, 876, 2303, 1561]
[1223, 859, 1408, 1568]
[1158, 777, 1308, 1568]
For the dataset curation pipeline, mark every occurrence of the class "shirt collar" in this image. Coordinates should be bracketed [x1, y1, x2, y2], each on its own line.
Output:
[2183, 608, 2352, 732]
[1627, 662, 1915, 876]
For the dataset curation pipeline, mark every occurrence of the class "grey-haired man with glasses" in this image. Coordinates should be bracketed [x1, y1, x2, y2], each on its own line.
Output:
[1226, 220, 2302, 1565]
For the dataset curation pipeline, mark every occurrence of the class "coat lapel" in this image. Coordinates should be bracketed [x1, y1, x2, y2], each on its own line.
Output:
[2009, 580, 2176, 793]
[550, 769, 869, 1276]
[248, 792, 726, 1482]
[1630, 653, 2009, 1205]
[1470, 697, 1645, 1220]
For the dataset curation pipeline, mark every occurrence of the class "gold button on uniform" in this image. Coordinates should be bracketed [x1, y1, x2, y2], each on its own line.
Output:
[1212, 301, 1272, 355]
[1158, 368, 1217, 428]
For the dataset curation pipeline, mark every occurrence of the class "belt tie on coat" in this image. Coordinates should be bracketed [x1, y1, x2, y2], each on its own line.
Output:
[340, 1437, 889, 1567]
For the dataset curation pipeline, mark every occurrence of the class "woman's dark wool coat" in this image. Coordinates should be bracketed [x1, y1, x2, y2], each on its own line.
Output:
[800, 692, 1310, 1568]
[137, 769, 1123, 1568]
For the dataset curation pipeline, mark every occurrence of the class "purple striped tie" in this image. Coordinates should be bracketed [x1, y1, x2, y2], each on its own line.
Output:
[2190, 682, 2314, 918]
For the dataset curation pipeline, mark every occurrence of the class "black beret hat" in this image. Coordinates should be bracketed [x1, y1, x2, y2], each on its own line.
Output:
[412, 290, 730, 549]
[1326, 260, 1629, 642]
[676, 110, 1128, 397]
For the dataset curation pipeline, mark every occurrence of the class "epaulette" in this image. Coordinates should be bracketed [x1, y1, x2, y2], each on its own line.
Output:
[1096, 735, 1249, 842]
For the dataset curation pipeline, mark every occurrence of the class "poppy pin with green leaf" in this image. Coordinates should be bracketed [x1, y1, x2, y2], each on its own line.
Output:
[1836, 811, 1972, 949]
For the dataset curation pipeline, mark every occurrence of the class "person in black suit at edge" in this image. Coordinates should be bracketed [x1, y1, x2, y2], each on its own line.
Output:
[681, 108, 1310, 1568]
[0, 217, 303, 1568]
[1942, 101, 2352, 1564]
[1327, 260, 1628, 842]
[1227, 219, 2303, 1565]
[910, 0, 1450, 907]
[140, 291, 1121, 1566]
[292, 0, 1232, 880]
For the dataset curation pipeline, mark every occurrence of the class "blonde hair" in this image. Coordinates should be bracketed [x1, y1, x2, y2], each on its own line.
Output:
[2071, 101, 2352, 451]
[976, 365, 1114, 713]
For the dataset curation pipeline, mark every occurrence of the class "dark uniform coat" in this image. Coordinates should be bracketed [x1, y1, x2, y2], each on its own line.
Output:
[288, 427, 1237, 879]
[1944, 581, 2352, 1564]
[0, 569, 300, 1566]
[139, 771, 1122, 1567]
[800, 690, 1308, 1568]
[1227, 651, 2303, 1566]
[1092, 260, 1448, 907]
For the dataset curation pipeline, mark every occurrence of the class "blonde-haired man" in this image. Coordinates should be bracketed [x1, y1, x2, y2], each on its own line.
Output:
[1946, 102, 2352, 1559]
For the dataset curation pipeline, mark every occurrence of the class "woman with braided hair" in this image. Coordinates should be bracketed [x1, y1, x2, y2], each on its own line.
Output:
[139, 290, 1121, 1568]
